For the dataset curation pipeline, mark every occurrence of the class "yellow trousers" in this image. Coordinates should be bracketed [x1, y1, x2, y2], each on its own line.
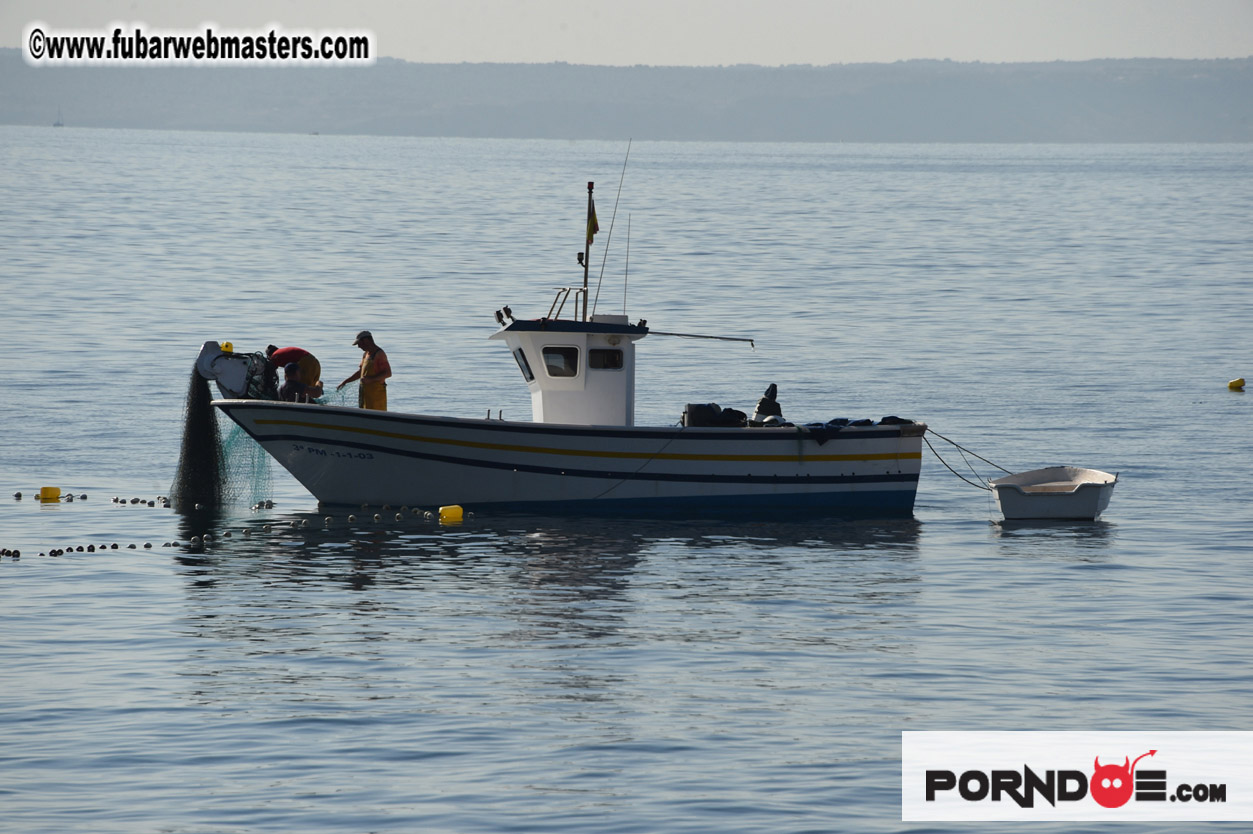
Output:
[359, 382, 387, 411]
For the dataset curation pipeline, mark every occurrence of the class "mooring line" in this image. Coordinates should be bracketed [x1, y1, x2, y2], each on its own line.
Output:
[954, 442, 985, 487]
[923, 433, 993, 492]
[925, 429, 1014, 474]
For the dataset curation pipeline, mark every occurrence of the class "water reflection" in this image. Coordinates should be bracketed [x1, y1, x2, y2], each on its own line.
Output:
[653, 516, 923, 552]
[175, 503, 224, 544]
[995, 518, 1114, 536]
[991, 518, 1116, 560]
[993, 518, 1115, 540]
[171, 512, 924, 709]
[173, 512, 924, 590]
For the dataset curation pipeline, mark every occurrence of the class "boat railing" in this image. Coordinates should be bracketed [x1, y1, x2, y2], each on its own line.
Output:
[546, 287, 587, 321]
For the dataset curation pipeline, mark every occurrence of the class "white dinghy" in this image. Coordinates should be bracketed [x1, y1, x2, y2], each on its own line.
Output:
[989, 466, 1117, 521]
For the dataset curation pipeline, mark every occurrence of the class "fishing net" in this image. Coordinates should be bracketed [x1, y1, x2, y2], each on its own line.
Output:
[171, 364, 275, 510]
[219, 422, 272, 506]
[170, 367, 224, 510]
[320, 385, 355, 407]
[170, 346, 363, 509]
[246, 352, 279, 400]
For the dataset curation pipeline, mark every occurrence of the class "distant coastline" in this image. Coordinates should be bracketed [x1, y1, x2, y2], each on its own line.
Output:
[3, 49, 1250, 142]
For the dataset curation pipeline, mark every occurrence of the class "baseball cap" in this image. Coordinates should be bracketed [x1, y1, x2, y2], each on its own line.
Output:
[353, 330, 372, 345]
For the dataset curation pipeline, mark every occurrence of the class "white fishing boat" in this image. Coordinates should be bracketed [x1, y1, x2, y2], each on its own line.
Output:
[989, 466, 1117, 521]
[195, 182, 926, 516]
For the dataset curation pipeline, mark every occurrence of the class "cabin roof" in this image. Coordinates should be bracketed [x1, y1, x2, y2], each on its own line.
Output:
[489, 318, 650, 339]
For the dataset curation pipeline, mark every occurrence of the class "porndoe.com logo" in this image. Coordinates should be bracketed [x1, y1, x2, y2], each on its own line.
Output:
[926, 749, 1225, 808]
[902, 732, 1253, 822]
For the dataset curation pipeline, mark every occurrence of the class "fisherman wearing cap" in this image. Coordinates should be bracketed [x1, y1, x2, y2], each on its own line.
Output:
[279, 362, 322, 403]
[337, 330, 392, 411]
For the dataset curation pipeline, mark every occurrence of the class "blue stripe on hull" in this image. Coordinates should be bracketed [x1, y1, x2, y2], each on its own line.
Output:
[322, 488, 919, 518]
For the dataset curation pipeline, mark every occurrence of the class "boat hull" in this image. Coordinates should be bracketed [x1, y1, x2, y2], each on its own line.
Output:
[214, 400, 925, 516]
[990, 466, 1117, 521]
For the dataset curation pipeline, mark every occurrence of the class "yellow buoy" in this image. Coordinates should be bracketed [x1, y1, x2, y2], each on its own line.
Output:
[438, 504, 464, 524]
[39, 486, 61, 502]
[221, 341, 234, 354]
[1229, 378, 1245, 391]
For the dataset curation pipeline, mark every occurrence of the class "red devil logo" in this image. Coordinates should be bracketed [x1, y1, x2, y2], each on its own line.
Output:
[1090, 750, 1156, 808]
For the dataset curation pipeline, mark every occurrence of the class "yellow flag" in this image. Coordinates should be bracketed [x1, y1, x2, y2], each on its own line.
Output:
[586, 197, 599, 245]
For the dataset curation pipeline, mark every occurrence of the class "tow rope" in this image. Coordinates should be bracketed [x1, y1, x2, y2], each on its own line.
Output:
[924, 429, 1014, 492]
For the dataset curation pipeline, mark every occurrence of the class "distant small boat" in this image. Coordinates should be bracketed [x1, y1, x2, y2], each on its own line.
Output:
[53, 108, 64, 128]
[990, 466, 1117, 520]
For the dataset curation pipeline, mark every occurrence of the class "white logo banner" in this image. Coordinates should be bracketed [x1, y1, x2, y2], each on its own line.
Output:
[903, 731, 1253, 821]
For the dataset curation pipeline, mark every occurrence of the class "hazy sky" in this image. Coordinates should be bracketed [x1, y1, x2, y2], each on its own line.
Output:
[6, 0, 1252, 65]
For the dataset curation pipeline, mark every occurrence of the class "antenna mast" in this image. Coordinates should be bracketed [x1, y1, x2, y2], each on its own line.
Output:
[583, 181, 594, 321]
[623, 214, 630, 315]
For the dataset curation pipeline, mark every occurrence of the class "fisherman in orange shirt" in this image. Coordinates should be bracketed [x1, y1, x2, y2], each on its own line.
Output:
[337, 330, 392, 410]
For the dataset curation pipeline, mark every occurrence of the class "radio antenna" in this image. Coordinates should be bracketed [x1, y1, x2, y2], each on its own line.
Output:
[592, 138, 631, 317]
[623, 214, 631, 315]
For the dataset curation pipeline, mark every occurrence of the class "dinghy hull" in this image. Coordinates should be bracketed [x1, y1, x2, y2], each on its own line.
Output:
[990, 466, 1117, 521]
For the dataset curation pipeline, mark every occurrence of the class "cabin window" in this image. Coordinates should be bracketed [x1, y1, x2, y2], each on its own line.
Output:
[589, 348, 623, 370]
[542, 346, 579, 377]
[512, 348, 534, 382]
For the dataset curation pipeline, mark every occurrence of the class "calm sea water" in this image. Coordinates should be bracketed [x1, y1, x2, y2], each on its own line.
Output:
[2, 129, 1251, 832]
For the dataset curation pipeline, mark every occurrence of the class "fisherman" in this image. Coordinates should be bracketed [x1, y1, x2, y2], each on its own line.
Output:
[266, 344, 323, 395]
[279, 362, 321, 403]
[337, 330, 392, 410]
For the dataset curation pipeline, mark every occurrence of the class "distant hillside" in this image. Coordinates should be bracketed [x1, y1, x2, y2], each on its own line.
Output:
[3, 50, 1250, 141]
